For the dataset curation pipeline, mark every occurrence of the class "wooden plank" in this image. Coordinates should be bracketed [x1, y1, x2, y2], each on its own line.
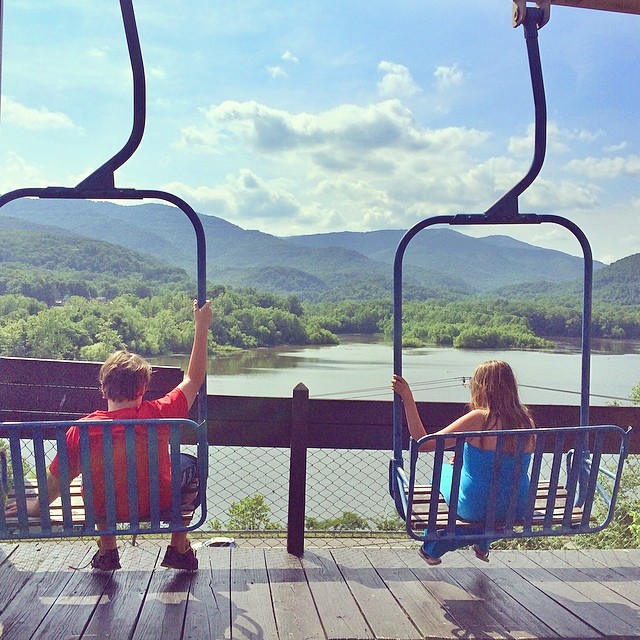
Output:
[502, 550, 638, 638]
[206, 396, 292, 448]
[409, 483, 585, 531]
[265, 549, 325, 639]
[399, 548, 512, 639]
[537, 550, 640, 635]
[82, 543, 159, 640]
[434, 551, 560, 639]
[0, 542, 47, 613]
[483, 551, 600, 638]
[0, 357, 182, 393]
[0, 542, 91, 638]
[551, 0, 640, 14]
[5, 477, 86, 529]
[0, 385, 104, 414]
[132, 548, 195, 640]
[28, 545, 115, 640]
[230, 548, 279, 640]
[0, 543, 18, 568]
[183, 545, 232, 640]
[548, 549, 640, 607]
[362, 548, 455, 639]
[330, 547, 421, 639]
[586, 548, 640, 583]
[0, 357, 102, 387]
[300, 549, 373, 640]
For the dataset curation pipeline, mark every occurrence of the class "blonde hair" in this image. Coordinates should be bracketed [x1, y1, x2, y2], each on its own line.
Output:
[99, 350, 152, 402]
[469, 360, 534, 450]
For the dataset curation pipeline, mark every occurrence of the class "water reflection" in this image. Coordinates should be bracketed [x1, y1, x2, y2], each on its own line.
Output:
[151, 335, 640, 405]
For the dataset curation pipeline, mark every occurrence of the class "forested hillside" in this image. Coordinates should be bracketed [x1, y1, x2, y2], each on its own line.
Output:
[2, 200, 640, 360]
[0, 199, 608, 301]
[0, 220, 193, 303]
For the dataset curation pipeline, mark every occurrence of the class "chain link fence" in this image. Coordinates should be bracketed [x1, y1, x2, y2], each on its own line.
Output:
[3, 437, 639, 550]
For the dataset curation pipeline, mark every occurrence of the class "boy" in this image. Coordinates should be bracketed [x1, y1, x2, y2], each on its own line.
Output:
[5, 299, 213, 571]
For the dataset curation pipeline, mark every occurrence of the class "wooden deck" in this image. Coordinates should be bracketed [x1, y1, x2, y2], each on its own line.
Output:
[1, 541, 639, 639]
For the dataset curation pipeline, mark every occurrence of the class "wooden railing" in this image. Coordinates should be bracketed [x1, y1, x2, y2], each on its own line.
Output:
[2, 357, 640, 555]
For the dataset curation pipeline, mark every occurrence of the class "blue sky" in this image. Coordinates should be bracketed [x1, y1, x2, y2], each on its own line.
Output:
[1, 1, 638, 264]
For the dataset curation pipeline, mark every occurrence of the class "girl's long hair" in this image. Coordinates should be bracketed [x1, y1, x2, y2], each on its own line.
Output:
[469, 360, 534, 451]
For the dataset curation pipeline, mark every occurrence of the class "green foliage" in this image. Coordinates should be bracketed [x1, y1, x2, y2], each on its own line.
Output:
[0, 288, 341, 359]
[494, 455, 640, 551]
[226, 494, 281, 530]
[305, 511, 371, 531]
[0, 228, 192, 304]
[304, 300, 393, 334]
[371, 512, 405, 532]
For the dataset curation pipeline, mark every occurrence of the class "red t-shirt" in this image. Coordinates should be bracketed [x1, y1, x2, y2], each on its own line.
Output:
[49, 387, 189, 521]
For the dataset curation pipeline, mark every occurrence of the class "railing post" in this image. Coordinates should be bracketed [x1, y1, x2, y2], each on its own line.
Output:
[287, 382, 309, 556]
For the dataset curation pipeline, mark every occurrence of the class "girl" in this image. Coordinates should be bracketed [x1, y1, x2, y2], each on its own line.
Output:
[392, 360, 535, 565]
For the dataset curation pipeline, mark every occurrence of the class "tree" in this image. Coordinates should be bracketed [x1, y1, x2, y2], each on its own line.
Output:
[227, 494, 280, 530]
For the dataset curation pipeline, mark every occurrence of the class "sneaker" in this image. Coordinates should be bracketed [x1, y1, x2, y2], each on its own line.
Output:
[91, 547, 121, 571]
[418, 546, 442, 566]
[161, 544, 198, 571]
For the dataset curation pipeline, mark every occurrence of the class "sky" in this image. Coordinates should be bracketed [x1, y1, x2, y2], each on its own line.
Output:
[0, 1, 638, 265]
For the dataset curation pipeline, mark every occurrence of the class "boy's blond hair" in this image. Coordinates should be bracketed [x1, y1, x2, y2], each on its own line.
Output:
[99, 350, 152, 402]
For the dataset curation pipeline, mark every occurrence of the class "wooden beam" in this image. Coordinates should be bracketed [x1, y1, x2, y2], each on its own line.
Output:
[551, 0, 640, 15]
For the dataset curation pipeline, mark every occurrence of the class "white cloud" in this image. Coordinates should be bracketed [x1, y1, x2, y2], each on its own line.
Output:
[0, 151, 46, 192]
[282, 50, 299, 64]
[377, 61, 420, 99]
[266, 65, 288, 79]
[521, 177, 601, 209]
[192, 99, 488, 160]
[508, 122, 602, 157]
[604, 141, 627, 153]
[163, 169, 299, 224]
[0, 97, 75, 131]
[149, 66, 167, 80]
[566, 155, 640, 179]
[88, 47, 108, 59]
[434, 63, 463, 91]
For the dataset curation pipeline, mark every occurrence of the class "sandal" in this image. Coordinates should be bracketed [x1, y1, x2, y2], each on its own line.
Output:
[418, 547, 442, 566]
[473, 544, 490, 562]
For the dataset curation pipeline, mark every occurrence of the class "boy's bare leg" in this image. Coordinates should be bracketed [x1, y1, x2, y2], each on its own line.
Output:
[170, 532, 190, 553]
[99, 535, 118, 551]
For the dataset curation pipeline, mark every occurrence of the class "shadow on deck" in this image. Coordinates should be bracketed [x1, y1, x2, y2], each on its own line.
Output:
[1, 540, 639, 639]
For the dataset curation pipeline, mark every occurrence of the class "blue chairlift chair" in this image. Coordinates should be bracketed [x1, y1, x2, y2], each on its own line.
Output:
[389, 3, 631, 545]
[0, 0, 209, 539]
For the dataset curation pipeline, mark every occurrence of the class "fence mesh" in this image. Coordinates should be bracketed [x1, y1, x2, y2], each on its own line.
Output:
[3, 437, 639, 550]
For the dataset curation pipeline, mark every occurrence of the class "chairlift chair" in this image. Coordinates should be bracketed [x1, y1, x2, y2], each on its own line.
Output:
[389, 3, 632, 545]
[0, 0, 209, 539]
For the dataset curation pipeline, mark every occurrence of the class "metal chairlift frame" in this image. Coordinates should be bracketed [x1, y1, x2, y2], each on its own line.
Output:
[389, 7, 629, 539]
[0, 0, 208, 424]
[0, 0, 210, 539]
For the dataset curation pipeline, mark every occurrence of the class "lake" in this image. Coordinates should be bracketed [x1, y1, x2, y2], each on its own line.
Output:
[151, 337, 640, 528]
[154, 335, 640, 406]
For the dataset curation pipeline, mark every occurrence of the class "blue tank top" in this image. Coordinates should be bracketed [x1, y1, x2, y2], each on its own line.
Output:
[438, 442, 532, 522]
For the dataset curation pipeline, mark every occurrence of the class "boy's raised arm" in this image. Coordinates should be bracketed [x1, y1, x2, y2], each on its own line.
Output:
[178, 300, 214, 409]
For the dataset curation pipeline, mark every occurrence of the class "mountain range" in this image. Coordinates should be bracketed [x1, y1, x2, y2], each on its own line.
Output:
[1, 198, 637, 304]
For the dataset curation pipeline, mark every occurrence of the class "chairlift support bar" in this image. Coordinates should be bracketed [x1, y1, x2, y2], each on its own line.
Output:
[0, 0, 208, 424]
[391, 8, 594, 513]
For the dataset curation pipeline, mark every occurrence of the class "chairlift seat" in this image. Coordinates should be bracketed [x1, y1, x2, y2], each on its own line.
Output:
[0, 418, 208, 540]
[391, 424, 630, 543]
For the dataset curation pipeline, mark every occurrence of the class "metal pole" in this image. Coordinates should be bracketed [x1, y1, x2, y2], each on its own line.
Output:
[0, 0, 4, 123]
